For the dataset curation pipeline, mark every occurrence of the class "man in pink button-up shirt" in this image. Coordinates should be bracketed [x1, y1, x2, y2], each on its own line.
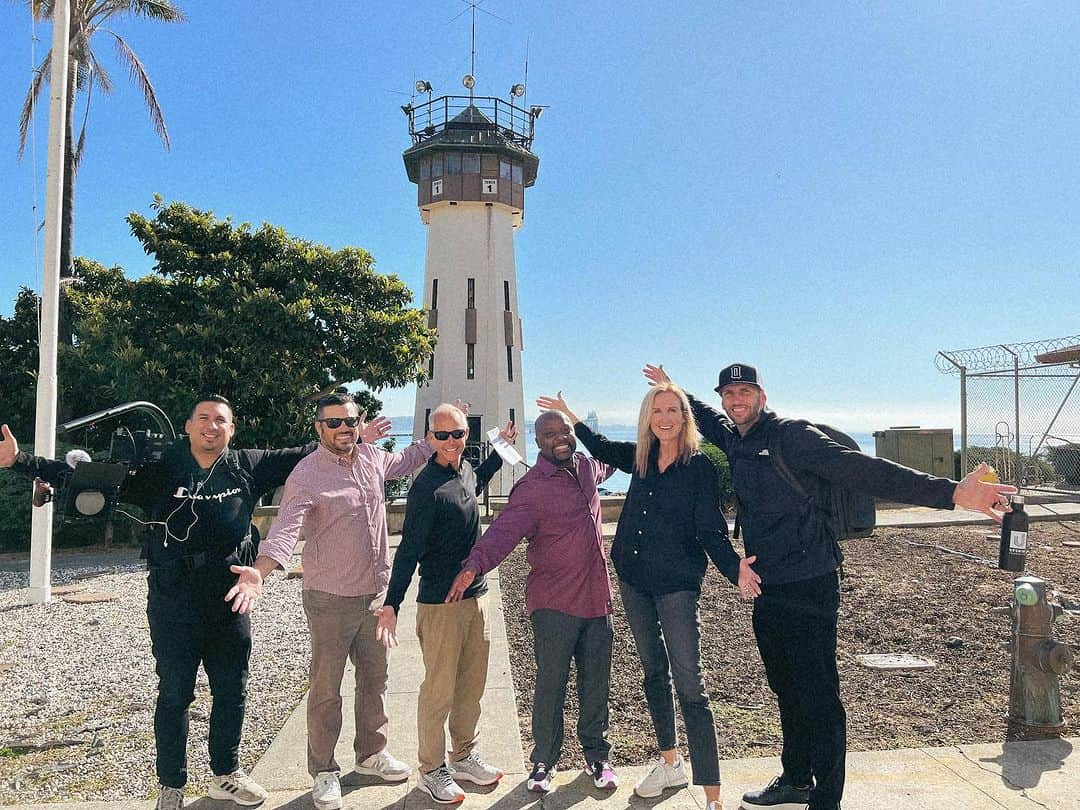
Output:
[244, 392, 431, 810]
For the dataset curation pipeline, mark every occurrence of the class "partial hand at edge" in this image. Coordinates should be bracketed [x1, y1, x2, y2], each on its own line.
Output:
[0, 424, 19, 468]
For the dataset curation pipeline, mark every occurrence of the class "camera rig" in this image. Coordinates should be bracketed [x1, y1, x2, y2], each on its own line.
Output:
[46, 401, 176, 523]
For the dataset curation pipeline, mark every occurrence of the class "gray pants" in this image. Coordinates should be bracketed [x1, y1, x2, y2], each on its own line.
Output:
[620, 581, 720, 785]
[529, 608, 613, 766]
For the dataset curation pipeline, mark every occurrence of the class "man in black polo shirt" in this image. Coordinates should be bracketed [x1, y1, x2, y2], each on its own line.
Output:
[378, 403, 516, 804]
[644, 363, 1017, 810]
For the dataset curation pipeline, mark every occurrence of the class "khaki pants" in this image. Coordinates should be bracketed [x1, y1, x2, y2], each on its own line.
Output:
[303, 589, 388, 777]
[415, 595, 491, 772]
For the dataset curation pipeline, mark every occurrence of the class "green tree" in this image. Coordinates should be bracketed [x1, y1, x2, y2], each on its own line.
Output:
[0, 199, 434, 446]
[699, 439, 734, 511]
[17, 0, 186, 278]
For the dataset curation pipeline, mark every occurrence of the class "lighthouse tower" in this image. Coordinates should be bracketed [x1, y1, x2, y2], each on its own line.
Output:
[402, 85, 540, 494]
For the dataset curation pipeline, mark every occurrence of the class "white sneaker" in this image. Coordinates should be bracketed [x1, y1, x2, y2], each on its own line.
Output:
[312, 771, 342, 810]
[354, 748, 411, 782]
[450, 750, 503, 785]
[155, 786, 184, 810]
[634, 755, 690, 798]
[208, 769, 268, 806]
[420, 766, 466, 804]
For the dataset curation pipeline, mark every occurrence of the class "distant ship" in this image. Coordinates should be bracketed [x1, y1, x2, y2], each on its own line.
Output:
[584, 410, 600, 433]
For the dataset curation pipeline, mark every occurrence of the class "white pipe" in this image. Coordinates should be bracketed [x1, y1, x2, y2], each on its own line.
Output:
[29, 2, 71, 604]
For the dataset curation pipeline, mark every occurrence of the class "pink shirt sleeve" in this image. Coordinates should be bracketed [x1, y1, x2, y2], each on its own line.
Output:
[259, 474, 315, 571]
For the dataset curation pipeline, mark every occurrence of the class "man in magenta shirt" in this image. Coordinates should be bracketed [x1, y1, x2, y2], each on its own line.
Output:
[446, 410, 619, 795]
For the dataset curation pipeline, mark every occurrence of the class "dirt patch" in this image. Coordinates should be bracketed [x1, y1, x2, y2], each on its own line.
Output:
[499, 520, 1080, 765]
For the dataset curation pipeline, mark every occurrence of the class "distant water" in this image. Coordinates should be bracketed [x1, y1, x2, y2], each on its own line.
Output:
[524, 425, 880, 496]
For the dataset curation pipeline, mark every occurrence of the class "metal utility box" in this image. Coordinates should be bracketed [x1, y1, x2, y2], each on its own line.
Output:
[873, 427, 954, 477]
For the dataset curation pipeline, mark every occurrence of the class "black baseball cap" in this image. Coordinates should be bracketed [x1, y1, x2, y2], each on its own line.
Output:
[715, 363, 762, 393]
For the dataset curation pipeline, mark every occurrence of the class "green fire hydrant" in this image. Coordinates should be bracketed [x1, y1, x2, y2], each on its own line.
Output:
[1008, 576, 1073, 739]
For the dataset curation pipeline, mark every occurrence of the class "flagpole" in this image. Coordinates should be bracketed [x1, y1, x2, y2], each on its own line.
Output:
[29, 0, 71, 604]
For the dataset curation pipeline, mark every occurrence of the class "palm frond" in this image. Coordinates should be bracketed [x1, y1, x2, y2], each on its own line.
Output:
[110, 32, 170, 149]
[18, 51, 52, 158]
[87, 51, 115, 95]
[127, 1, 187, 23]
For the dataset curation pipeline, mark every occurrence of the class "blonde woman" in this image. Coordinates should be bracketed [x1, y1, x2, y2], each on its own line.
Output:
[536, 385, 760, 810]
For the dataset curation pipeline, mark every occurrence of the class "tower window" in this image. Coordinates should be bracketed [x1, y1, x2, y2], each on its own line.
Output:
[420, 159, 431, 180]
[500, 160, 511, 180]
[467, 278, 475, 309]
[503, 280, 511, 311]
[509, 407, 516, 426]
[512, 163, 523, 184]
[428, 352, 435, 380]
[446, 153, 461, 176]
[463, 153, 480, 173]
[506, 346, 514, 382]
[424, 408, 431, 434]
[467, 344, 476, 380]
[431, 278, 439, 309]
[432, 158, 443, 178]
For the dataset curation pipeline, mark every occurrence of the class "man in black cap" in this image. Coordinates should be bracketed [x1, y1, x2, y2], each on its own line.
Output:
[643, 363, 1015, 810]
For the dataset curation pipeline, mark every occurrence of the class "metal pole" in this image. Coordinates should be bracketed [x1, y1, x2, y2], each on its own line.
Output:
[1000, 345, 1022, 489]
[937, 351, 968, 476]
[28, 2, 71, 605]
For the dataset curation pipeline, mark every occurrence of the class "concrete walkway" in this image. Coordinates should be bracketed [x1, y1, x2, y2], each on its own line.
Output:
[15, 507, 1080, 809]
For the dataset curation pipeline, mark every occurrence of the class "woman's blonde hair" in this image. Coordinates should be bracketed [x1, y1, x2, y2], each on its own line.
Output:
[634, 382, 699, 477]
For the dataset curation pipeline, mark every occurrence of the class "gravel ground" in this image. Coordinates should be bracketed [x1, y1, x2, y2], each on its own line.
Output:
[500, 520, 1080, 768]
[0, 556, 309, 805]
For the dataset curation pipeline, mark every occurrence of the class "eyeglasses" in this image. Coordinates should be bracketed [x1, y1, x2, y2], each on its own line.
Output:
[317, 417, 360, 429]
[432, 429, 467, 440]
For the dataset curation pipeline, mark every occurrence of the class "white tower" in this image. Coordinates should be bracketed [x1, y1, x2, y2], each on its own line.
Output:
[402, 87, 540, 494]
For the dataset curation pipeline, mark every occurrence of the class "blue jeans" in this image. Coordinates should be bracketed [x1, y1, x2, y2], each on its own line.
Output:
[620, 581, 720, 786]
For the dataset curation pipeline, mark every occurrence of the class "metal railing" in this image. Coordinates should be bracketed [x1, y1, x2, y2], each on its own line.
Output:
[404, 95, 536, 150]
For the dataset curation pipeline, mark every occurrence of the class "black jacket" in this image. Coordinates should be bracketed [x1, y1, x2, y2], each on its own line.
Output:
[686, 396, 957, 585]
[574, 423, 740, 595]
[14, 438, 314, 622]
[384, 451, 503, 612]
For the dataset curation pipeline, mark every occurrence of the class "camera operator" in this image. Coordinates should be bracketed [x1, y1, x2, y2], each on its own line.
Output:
[0, 396, 389, 810]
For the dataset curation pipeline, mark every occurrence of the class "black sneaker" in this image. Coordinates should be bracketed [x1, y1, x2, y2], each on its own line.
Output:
[741, 773, 812, 809]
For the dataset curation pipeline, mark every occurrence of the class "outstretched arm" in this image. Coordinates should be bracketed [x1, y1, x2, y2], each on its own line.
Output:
[952, 462, 1018, 523]
[535, 391, 582, 426]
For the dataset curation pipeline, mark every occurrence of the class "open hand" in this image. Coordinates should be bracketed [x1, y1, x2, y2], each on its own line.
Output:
[445, 568, 477, 602]
[535, 392, 580, 425]
[497, 420, 518, 444]
[225, 565, 263, 614]
[643, 364, 671, 386]
[737, 555, 761, 600]
[953, 462, 1018, 524]
[375, 606, 398, 649]
[361, 414, 393, 443]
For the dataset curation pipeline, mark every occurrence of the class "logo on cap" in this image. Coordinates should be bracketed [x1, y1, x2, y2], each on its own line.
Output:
[730, 365, 743, 380]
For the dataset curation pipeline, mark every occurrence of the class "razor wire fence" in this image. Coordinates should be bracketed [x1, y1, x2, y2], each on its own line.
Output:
[937, 335, 1080, 490]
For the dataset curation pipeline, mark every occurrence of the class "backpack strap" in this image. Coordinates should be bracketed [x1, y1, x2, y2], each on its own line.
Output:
[767, 421, 811, 503]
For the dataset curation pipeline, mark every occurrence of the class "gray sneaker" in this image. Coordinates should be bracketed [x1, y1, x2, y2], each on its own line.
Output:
[355, 748, 411, 782]
[634, 755, 689, 797]
[155, 786, 184, 810]
[420, 766, 465, 804]
[208, 768, 268, 806]
[450, 750, 503, 786]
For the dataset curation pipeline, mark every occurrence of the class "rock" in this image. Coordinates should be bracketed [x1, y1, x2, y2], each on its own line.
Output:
[855, 653, 937, 671]
[945, 636, 964, 649]
[50, 584, 88, 596]
[60, 592, 119, 604]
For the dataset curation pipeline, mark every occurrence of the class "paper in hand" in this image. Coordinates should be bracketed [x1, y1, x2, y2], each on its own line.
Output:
[486, 427, 523, 466]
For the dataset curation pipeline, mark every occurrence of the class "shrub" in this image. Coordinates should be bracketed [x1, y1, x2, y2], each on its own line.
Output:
[699, 440, 735, 511]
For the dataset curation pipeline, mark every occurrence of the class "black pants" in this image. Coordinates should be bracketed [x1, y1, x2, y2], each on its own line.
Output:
[752, 571, 845, 808]
[148, 610, 252, 788]
[529, 609, 613, 765]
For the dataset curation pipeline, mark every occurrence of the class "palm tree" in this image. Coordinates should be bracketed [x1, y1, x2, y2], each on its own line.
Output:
[17, 0, 186, 279]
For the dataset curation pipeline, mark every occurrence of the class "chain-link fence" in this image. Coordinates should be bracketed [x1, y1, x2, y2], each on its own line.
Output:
[937, 335, 1080, 490]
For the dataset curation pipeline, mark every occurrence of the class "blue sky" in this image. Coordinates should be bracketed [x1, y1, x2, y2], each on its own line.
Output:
[1, 1, 1077, 431]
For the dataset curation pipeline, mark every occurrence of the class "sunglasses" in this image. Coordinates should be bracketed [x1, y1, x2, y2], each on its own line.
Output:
[432, 429, 467, 440]
[318, 417, 360, 429]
